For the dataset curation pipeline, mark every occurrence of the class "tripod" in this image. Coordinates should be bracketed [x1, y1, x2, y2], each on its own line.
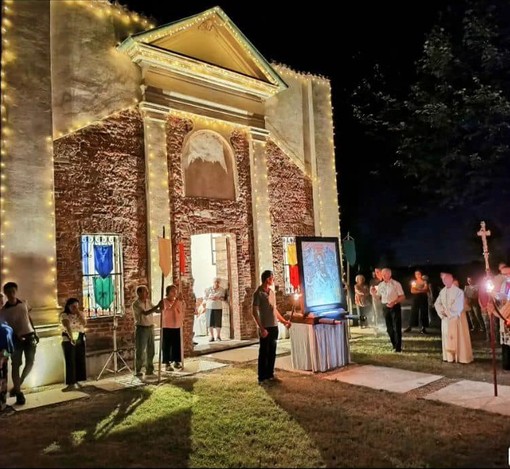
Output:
[96, 313, 131, 380]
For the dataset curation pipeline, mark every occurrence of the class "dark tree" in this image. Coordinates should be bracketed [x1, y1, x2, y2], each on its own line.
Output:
[352, 0, 510, 210]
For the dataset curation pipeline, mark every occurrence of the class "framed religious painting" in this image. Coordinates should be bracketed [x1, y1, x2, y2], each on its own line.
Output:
[295, 236, 346, 319]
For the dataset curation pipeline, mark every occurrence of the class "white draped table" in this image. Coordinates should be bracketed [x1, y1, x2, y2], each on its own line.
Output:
[290, 321, 350, 372]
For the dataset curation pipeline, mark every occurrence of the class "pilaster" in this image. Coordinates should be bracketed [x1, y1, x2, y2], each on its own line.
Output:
[249, 128, 273, 282]
[140, 102, 172, 302]
[0, 0, 59, 324]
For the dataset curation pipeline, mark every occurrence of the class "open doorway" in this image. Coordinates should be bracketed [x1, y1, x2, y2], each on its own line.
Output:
[191, 233, 233, 346]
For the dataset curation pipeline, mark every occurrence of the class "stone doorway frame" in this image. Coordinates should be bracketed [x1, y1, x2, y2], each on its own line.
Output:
[190, 231, 241, 341]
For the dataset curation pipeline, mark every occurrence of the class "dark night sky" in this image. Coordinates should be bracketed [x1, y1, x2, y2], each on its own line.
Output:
[122, 1, 508, 273]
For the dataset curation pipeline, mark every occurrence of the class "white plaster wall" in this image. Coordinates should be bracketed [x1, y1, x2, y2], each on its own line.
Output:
[143, 117, 172, 303]
[191, 234, 217, 299]
[6, 335, 64, 389]
[265, 66, 305, 165]
[50, 2, 143, 137]
[0, 0, 60, 322]
[249, 139, 273, 281]
[312, 81, 340, 239]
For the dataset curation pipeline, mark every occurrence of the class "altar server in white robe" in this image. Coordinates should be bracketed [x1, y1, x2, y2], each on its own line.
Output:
[435, 272, 473, 364]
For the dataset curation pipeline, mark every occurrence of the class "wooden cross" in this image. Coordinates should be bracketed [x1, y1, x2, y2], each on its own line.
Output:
[477, 221, 491, 273]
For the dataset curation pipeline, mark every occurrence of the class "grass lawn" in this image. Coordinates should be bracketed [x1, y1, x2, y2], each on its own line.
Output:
[1, 328, 510, 468]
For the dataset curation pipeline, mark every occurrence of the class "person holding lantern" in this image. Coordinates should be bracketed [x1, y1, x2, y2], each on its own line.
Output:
[60, 298, 87, 389]
[405, 270, 430, 334]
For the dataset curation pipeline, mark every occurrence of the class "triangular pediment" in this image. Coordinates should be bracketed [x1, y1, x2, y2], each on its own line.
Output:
[122, 6, 286, 95]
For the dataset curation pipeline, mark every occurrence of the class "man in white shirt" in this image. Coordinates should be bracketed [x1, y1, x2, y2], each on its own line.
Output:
[202, 278, 227, 342]
[132, 285, 162, 377]
[370, 268, 405, 352]
[0, 282, 38, 405]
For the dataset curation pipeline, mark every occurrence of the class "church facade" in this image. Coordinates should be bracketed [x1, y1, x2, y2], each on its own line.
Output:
[0, 0, 341, 386]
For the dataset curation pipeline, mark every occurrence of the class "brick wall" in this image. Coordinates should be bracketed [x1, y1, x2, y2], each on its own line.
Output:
[166, 116, 258, 353]
[266, 140, 315, 310]
[52, 112, 316, 355]
[53, 108, 147, 352]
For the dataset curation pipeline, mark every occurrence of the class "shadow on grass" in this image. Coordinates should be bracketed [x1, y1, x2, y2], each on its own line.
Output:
[262, 370, 510, 468]
[1, 377, 199, 468]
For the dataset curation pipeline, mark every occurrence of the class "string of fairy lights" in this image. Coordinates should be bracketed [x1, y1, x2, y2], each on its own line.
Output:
[275, 65, 340, 238]
[64, 0, 155, 29]
[1, 0, 15, 281]
[124, 43, 278, 98]
[251, 137, 272, 273]
[0, 0, 149, 292]
[1, 0, 58, 302]
[0, 0, 340, 297]
[132, 6, 280, 88]
[56, 0, 151, 138]
[142, 115, 171, 287]
[323, 79, 341, 239]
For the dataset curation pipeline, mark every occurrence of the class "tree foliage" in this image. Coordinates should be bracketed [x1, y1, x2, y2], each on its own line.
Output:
[352, 0, 510, 209]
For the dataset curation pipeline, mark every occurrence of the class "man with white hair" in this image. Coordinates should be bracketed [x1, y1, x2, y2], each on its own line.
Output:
[132, 285, 163, 377]
[202, 277, 227, 342]
[370, 268, 405, 352]
[435, 272, 473, 364]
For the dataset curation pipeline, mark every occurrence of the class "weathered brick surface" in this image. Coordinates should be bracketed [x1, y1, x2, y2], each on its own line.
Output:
[53, 109, 147, 352]
[166, 116, 258, 353]
[266, 140, 315, 303]
[52, 112, 315, 357]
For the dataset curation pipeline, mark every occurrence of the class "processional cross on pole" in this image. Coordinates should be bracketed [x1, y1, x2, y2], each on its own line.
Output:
[477, 221, 491, 273]
[477, 221, 498, 396]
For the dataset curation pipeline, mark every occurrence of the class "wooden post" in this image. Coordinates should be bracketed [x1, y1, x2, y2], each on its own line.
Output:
[158, 226, 165, 384]
[179, 241, 185, 370]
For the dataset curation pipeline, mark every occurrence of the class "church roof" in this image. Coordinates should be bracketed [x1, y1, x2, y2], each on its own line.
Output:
[118, 6, 287, 99]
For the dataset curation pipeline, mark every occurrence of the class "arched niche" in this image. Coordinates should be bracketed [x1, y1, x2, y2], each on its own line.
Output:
[182, 129, 237, 200]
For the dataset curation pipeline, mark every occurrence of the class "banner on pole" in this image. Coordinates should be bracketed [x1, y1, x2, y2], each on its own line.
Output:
[289, 264, 300, 289]
[178, 241, 186, 276]
[342, 238, 356, 266]
[158, 237, 172, 278]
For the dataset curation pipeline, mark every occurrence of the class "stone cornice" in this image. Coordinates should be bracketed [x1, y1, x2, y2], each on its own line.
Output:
[119, 38, 281, 100]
